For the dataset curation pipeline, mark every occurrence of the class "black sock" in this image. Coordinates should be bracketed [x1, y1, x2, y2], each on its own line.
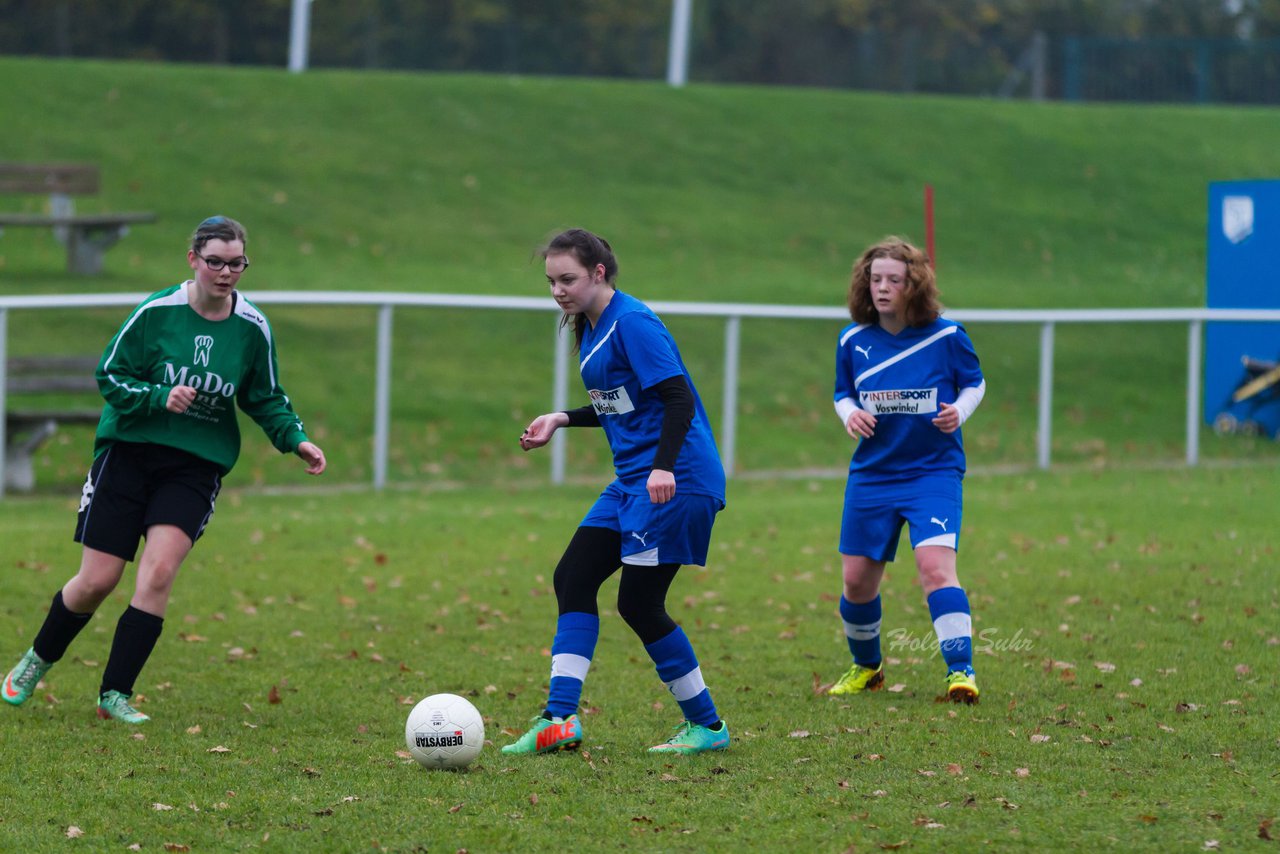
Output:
[32, 590, 93, 664]
[100, 606, 163, 697]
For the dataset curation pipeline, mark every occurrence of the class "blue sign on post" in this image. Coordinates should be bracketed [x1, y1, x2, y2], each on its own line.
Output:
[1205, 180, 1280, 437]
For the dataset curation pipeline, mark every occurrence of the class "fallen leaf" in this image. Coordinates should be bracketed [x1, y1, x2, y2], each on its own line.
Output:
[529, 794, 539, 805]
[208, 745, 231, 753]
[163, 845, 190, 853]
[448, 803, 464, 813]
[789, 730, 810, 739]
[1014, 768, 1030, 778]
[66, 826, 84, 838]
[268, 685, 281, 704]
[1094, 662, 1116, 673]
[946, 763, 963, 775]
[152, 803, 174, 811]
[1030, 734, 1051, 744]
[185, 725, 201, 735]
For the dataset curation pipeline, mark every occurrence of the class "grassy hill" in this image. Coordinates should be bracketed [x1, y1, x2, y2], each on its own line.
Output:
[3, 57, 1279, 492]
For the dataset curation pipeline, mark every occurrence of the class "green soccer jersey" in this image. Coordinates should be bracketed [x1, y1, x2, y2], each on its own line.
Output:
[94, 282, 309, 474]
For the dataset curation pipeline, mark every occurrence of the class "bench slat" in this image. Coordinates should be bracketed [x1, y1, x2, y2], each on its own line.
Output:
[0, 212, 156, 227]
[0, 163, 100, 195]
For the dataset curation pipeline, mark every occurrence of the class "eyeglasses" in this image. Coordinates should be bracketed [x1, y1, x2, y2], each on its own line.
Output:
[196, 252, 250, 273]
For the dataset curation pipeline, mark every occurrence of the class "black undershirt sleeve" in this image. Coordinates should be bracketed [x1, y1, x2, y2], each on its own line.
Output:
[651, 374, 694, 472]
[562, 405, 601, 427]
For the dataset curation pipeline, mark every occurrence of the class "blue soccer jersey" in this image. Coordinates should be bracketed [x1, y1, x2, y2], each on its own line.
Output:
[834, 318, 983, 483]
[578, 291, 725, 501]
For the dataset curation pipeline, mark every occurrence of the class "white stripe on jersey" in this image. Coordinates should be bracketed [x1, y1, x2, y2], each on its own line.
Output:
[579, 319, 620, 372]
[234, 293, 280, 391]
[855, 325, 958, 388]
[101, 284, 189, 396]
[840, 324, 870, 347]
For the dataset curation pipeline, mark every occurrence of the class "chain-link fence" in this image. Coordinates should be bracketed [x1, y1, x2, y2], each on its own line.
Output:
[2, 0, 1278, 104]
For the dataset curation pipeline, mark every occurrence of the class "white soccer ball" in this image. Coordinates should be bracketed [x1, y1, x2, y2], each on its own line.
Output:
[405, 693, 485, 770]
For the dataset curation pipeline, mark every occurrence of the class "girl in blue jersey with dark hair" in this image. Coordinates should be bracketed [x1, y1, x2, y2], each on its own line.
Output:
[503, 228, 730, 756]
[826, 236, 986, 703]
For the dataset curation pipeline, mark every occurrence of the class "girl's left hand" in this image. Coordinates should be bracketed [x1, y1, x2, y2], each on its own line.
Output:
[932, 402, 961, 434]
[297, 441, 327, 475]
[647, 468, 676, 504]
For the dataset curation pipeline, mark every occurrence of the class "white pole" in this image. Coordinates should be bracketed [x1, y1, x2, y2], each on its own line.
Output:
[550, 319, 571, 485]
[1037, 321, 1054, 470]
[288, 0, 312, 73]
[720, 316, 740, 476]
[373, 304, 392, 490]
[1186, 319, 1202, 466]
[666, 0, 692, 87]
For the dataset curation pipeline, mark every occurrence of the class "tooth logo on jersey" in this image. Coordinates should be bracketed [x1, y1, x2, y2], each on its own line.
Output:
[193, 335, 214, 367]
[858, 388, 938, 415]
[589, 386, 636, 416]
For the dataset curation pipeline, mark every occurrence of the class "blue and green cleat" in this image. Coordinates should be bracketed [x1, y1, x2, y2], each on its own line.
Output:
[647, 720, 730, 755]
[96, 690, 150, 724]
[2, 648, 53, 707]
[501, 714, 583, 755]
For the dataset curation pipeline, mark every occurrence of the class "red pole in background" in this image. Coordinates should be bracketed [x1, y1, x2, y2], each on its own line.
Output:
[924, 183, 936, 270]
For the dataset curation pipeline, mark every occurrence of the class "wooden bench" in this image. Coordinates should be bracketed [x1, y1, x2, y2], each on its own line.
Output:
[0, 163, 156, 275]
[3, 355, 101, 493]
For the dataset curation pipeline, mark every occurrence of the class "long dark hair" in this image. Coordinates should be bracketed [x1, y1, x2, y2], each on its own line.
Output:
[541, 228, 618, 352]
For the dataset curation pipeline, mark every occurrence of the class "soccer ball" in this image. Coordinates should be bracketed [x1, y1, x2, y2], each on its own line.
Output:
[405, 693, 485, 770]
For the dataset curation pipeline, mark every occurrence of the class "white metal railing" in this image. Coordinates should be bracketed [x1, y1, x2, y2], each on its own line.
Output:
[3, 292, 1280, 498]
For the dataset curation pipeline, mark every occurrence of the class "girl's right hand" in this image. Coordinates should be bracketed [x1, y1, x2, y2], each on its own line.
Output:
[519, 412, 569, 451]
[845, 409, 876, 439]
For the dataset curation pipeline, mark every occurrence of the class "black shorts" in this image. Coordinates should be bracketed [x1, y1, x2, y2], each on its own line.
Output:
[74, 441, 223, 562]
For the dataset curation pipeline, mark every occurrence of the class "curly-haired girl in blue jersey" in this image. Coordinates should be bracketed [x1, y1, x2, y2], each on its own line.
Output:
[503, 228, 729, 756]
[827, 237, 986, 703]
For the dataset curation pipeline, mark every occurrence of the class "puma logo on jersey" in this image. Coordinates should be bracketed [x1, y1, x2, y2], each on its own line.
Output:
[193, 335, 214, 367]
[930, 517, 949, 531]
[630, 531, 649, 547]
[854, 345, 872, 359]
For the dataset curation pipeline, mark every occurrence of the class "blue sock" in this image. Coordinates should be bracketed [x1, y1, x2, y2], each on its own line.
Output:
[545, 612, 599, 719]
[839, 595, 882, 667]
[644, 627, 718, 727]
[926, 586, 973, 673]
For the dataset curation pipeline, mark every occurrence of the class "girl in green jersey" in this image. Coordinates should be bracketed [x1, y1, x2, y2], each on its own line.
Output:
[2, 216, 326, 723]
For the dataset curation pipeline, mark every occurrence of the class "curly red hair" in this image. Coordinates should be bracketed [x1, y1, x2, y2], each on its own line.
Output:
[847, 236, 941, 327]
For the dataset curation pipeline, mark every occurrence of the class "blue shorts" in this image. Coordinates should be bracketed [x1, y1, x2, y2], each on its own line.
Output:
[838, 474, 962, 562]
[581, 481, 724, 567]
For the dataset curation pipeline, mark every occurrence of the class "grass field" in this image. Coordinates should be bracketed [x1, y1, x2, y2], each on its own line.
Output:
[4, 56, 1280, 495]
[1, 468, 1277, 852]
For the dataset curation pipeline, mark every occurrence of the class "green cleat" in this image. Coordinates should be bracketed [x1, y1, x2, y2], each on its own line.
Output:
[945, 668, 980, 704]
[2, 648, 53, 707]
[96, 690, 150, 724]
[828, 662, 884, 696]
[647, 720, 729, 755]
[501, 714, 582, 755]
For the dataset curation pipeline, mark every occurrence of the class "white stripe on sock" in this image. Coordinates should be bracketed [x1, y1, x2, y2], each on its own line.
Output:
[550, 653, 592, 681]
[933, 612, 972, 643]
[843, 619, 881, 641]
[664, 666, 707, 702]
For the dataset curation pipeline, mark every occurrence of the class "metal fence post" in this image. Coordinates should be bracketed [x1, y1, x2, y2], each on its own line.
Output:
[373, 304, 392, 490]
[550, 318, 570, 485]
[720, 315, 740, 476]
[1037, 321, 1055, 470]
[1186, 319, 1202, 465]
[667, 0, 692, 87]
